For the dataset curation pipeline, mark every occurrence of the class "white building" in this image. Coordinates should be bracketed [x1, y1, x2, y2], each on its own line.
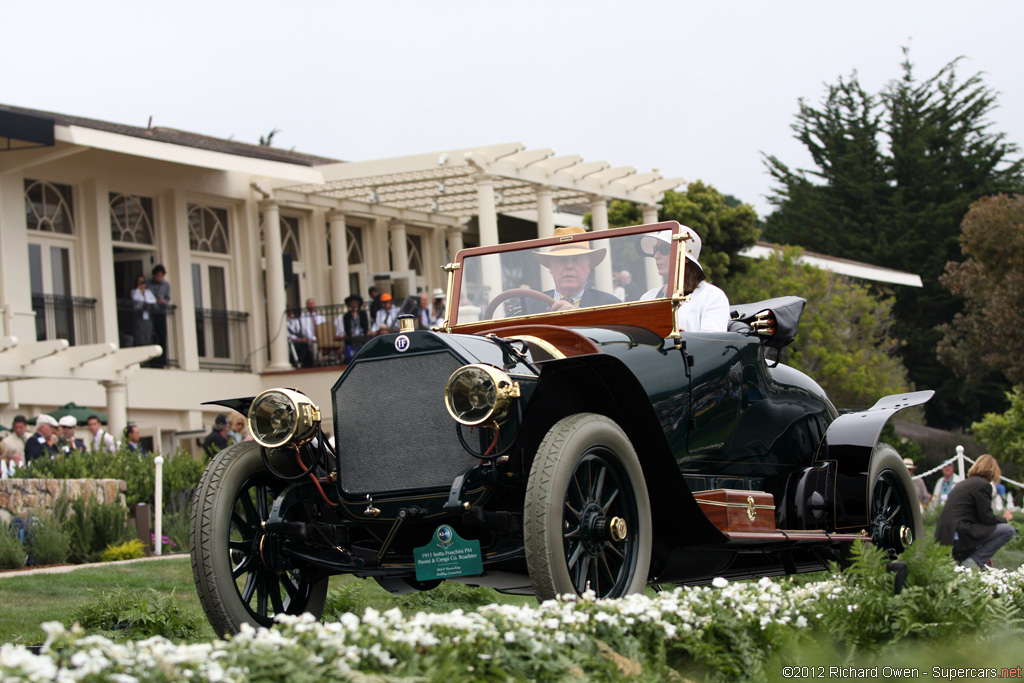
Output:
[0, 104, 683, 453]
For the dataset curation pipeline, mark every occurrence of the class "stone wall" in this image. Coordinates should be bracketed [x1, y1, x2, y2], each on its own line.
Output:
[0, 478, 127, 523]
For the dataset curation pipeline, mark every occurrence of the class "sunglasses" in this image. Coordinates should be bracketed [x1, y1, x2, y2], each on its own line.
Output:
[653, 242, 672, 256]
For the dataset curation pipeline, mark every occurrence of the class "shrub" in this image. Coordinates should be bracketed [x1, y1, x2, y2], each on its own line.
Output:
[0, 524, 27, 569]
[62, 495, 130, 564]
[15, 447, 207, 509]
[69, 587, 202, 640]
[26, 515, 71, 566]
[100, 539, 146, 562]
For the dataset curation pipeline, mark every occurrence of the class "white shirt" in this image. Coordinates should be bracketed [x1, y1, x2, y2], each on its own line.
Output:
[374, 307, 399, 332]
[131, 287, 158, 320]
[640, 280, 730, 333]
[299, 311, 325, 341]
[91, 428, 116, 452]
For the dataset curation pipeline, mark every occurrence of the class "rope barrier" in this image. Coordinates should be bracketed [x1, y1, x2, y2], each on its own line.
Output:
[910, 447, 1023, 491]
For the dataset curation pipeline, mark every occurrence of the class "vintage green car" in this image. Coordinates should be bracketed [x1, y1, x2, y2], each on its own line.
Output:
[190, 221, 928, 636]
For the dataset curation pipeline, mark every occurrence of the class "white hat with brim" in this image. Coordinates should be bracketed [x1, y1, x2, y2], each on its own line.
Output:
[533, 226, 607, 269]
[902, 457, 915, 468]
[59, 415, 78, 428]
[432, 288, 445, 299]
[637, 226, 703, 273]
[35, 414, 59, 427]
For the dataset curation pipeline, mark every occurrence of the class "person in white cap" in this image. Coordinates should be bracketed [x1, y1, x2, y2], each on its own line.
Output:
[429, 288, 447, 327]
[637, 226, 730, 332]
[85, 414, 116, 452]
[25, 414, 60, 463]
[58, 415, 87, 454]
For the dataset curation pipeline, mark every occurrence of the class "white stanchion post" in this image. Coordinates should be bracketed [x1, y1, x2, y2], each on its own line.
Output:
[1, 460, 8, 479]
[154, 455, 164, 556]
[956, 445, 966, 480]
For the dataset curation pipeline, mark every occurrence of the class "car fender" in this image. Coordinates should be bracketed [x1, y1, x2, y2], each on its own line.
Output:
[518, 353, 727, 549]
[816, 390, 934, 530]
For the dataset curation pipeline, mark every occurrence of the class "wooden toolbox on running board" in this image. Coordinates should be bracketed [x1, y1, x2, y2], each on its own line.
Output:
[693, 489, 776, 533]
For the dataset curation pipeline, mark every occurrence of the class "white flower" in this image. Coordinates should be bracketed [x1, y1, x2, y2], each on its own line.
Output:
[712, 577, 729, 589]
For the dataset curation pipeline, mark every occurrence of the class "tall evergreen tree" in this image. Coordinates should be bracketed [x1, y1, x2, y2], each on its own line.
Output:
[763, 50, 1023, 428]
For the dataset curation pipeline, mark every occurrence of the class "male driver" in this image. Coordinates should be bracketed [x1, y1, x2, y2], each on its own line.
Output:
[529, 226, 620, 312]
[86, 414, 116, 452]
[25, 414, 60, 463]
[1, 414, 29, 465]
[57, 416, 87, 454]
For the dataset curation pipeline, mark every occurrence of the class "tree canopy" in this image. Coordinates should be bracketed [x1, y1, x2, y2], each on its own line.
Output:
[972, 386, 1024, 468]
[938, 194, 1024, 384]
[604, 180, 760, 282]
[727, 246, 910, 410]
[762, 50, 1024, 428]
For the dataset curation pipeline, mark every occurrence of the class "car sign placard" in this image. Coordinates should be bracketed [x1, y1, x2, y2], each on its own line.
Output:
[413, 524, 483, 581]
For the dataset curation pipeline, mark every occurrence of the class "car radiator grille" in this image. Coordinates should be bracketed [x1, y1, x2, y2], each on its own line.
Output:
[333, 351, 469, 496]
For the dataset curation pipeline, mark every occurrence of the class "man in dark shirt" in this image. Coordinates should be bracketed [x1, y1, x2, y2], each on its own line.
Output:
[203, 414, 230, 458]
[148, 264, 171, 368]
[57, 416, 87, 454]
[25, 414, 60, 463]
[124, 423, 149, 458]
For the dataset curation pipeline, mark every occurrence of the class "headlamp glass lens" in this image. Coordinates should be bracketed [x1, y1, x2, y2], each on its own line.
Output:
[250, 392, 297, 447]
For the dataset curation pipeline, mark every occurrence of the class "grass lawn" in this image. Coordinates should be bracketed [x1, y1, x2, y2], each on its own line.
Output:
[0, 554, 535, 646]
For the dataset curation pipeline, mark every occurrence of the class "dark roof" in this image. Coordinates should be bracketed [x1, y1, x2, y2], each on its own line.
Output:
[0, 103, 343, 167]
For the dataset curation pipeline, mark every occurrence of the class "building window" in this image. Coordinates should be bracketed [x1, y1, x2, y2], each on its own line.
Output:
[281, 215, 301, 261]
[407, 233, 424, 276]
[110, 193, 155, 244]
[25, 179, 74, 234]
[347, 226, 364, 265]
[188, 204, 230, 253]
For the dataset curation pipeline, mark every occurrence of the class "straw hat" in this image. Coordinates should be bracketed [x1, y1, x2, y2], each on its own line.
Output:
[533, 226, 606, 268]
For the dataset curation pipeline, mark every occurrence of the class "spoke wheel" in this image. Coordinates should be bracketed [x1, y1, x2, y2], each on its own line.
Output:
[191, 442, 328, 636]
[867, 443, 922, 560]
[525, 413, 651, 600]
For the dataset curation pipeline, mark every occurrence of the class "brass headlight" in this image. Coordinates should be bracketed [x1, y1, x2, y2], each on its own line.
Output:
[248, 388, 321, 448]
[444, 364, 520, 426]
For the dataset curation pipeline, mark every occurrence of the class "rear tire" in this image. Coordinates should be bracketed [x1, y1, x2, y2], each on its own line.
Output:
[190, 441, 328, 636]
[867, 443, 922, 559]
[524, 413, 652, 600]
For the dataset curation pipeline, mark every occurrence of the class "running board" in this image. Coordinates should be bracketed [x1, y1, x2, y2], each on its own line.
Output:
[723, 530, 866, 544]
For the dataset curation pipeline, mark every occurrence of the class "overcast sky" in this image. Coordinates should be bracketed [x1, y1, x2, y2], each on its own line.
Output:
[4, 1, 1022, 218]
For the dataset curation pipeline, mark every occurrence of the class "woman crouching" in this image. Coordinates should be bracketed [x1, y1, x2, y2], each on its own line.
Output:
[935, 454, 1016, 569]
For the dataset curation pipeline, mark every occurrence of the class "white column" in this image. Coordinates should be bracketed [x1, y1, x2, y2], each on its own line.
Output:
[0, 174, 36, 341]
[103, 379, 128, 440]
[446, 227, 464, 262]
[590, 196, 614, 295]
[81, 179, 119, 346]
[329, 211, 349, 305]
[261, 200, 291, 371]
[167, 191, 199, 371]
[389, 220, 409, 274]
[474, 175, 504, 302]
[535, 186, 554, 239]
[641, 204, 662, 291]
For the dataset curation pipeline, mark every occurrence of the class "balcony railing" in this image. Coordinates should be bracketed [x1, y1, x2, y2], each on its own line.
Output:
[291, 299, 425, 370]
[32, 294, 97, 346]
[196, 308, 251, 372]
[116, 300, 180, 368]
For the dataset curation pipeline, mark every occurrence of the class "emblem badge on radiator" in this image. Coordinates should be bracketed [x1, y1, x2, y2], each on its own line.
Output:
[394, 334, 410, 352]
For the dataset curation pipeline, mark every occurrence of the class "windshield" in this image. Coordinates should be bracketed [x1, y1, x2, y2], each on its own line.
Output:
[450, 221, 685, 326]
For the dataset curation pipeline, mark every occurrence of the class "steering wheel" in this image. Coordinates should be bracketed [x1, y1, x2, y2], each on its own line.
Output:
[482, 289, 558, 320]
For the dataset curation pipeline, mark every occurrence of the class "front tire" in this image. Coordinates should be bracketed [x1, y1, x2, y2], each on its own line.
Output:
[524, 413, 652, 600]
[190, 441, 328, 636]
[867, 443, 922, 559]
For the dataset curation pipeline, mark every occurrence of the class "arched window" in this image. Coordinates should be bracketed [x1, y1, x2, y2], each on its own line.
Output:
[407, 233, 424, 276]
[280, 216, 301, 261]
[110, 193, 155, 244]
[188, 205, 230, 253]
[25, 179, 74, 234]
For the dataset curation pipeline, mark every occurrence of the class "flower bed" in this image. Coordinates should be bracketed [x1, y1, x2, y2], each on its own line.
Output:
[3, 552, 1024, 682]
